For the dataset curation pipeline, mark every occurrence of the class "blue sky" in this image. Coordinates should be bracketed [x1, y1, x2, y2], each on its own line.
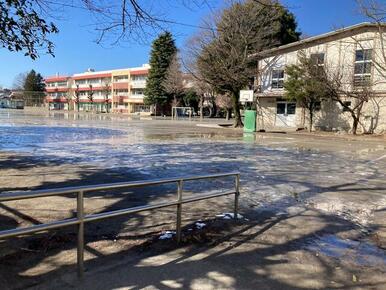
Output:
[0, 0, 367, 88]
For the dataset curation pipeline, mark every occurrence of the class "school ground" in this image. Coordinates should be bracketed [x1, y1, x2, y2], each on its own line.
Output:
[0, 110, 385, 289]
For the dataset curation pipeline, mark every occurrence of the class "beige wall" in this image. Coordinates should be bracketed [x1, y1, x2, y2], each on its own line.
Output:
[256, 98, 276, 130]
[257, 96, 386, 134]
[257, 30, 386, 133]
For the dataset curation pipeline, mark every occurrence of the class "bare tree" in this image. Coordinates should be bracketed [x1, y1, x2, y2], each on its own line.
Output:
[12, 72, 27, 90]
[183, 71, 217, 119]
[74, 84, 80, 112]
[163, 53, 185, 107]
[64, 83, 73, 110]
[87, 84, 94, 112]
[1, 0, 213, 58]
[354, 1, 386, 133]
[101, 82, 111, 113]
[75, 0, 214, 44]
[216, 93, 233, 120]
[356, 1, 386, 80]
[182, 36, 217, 119]
[190, 0, 300, 127]
[356, 0, 386, 22]
[324, 69, 374, 135]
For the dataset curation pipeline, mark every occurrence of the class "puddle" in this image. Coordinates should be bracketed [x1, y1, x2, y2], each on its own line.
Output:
[0, 125, 124, 152]
[305, 234, 386, 268]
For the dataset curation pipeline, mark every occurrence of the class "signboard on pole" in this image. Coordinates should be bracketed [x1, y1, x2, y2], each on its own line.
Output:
[239, 90, 254, 103]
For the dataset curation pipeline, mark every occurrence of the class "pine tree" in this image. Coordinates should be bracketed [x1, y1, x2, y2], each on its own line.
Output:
[23, 69, 45, 106]
[23, 70, 45, 92]
[144, 32, 177, 114]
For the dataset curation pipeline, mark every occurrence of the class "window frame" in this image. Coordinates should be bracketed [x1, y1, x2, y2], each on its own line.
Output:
[271, 69, 284, 89]
[310, 53, 325, 66]
[314, 101, 322, 111]
[342, 101, 351, 112]
[353, 48, 372, 88]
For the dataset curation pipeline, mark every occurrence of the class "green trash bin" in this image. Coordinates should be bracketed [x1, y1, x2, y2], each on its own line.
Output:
[243, 110, 257, 132]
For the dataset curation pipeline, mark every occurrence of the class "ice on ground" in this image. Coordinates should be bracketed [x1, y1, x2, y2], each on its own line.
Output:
[216, 213, 244, 220]
[2, 111, 386, 231]
[195, 222, 206, 229]
[159, 231, 175, 240]
[304, 234, 386, 268]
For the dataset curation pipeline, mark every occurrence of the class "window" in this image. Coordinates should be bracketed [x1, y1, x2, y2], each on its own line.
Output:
[271, 70, 284, 89]
[314, 101, 321, 111]
[88, 78, 101, 85]
[92, 91, 102, 97]
[354, 49, 372, 87]
[310, 53, 325, 66]
[75, 80, 87, 85]
[57, 81, 67, 87]
[115, 89, 128, 96]
[113, 75, 129, 82]
[287, 103, 296, 114]
[131, 75, 147, 81]
[342, 101, 351, 112]
[133, 104, 150, 112]
[276, 102, 296, 115]
[276, 103, 285, 114]
[131, 89, 144, 96]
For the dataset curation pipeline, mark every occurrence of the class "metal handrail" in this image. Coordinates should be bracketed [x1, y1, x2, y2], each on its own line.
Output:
[0, 172, 240, 278]
[0, 171, 238, 201]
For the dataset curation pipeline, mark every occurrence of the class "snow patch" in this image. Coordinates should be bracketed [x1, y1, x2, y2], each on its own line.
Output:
[195, 222, 206, 229]
[216, 213, 244, 219]
[159, 231, 175, 240]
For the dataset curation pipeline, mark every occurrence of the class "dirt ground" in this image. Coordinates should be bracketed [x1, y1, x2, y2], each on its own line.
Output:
[0, 110, 385, 289]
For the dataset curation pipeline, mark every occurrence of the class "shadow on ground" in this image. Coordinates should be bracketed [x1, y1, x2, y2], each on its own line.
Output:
[0, 146, 385, 289]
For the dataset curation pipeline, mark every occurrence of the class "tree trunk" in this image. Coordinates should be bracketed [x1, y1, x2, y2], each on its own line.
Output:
[231, 91, 243, 127]
[352, 117, 359, 135]
[226, 109, 230, 120]
[351, 103, 363, 135]
[308, 109, 313, 132]
[210, 95, 217, 117]
[200, 95, 204, 121]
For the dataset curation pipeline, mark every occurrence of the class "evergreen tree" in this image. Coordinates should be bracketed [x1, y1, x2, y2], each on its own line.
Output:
[144, 32, 177, 113]
[284, 52, 330, 132]
[23, 69, 45, 106]
[183, 89, 199, 112]
[23, 69, 45, 91]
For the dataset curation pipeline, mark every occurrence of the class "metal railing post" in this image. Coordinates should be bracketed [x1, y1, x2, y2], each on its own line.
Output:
[234, 174, 240, 220]
[176, 180, 183, 243]
[0, 172, 240, 277]
[77, 190, 85, 278]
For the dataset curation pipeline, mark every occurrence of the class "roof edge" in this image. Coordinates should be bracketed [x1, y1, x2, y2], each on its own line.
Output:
[251, 22, 385, 59]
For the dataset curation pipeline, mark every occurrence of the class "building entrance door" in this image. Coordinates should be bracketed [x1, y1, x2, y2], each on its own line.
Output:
[275, 101, 296, 127]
